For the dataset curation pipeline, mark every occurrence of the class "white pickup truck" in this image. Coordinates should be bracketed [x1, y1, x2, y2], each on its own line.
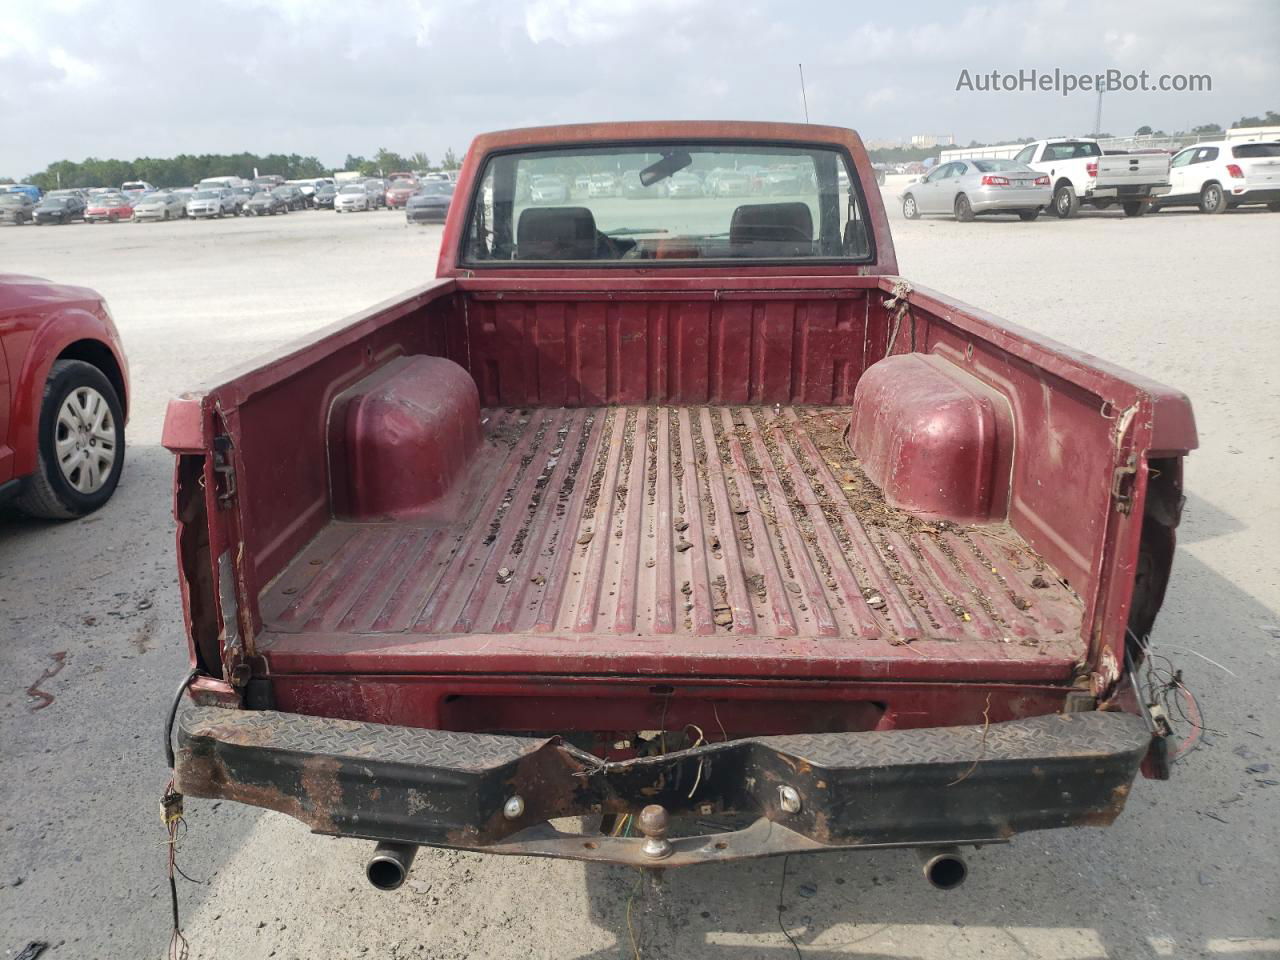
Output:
[1012, 139, 1171, 218]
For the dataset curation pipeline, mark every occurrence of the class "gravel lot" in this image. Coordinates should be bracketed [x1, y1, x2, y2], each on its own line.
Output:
[1, 194, 1278, 959]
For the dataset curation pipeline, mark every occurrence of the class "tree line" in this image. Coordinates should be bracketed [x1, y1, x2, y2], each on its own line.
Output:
[4, 145, 463, 189]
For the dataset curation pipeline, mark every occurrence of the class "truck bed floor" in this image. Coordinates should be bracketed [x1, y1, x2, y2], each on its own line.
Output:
[258, 407, 1086, 682]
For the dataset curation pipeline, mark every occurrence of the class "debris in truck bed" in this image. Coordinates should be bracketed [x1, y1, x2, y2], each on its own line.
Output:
[261, 406, 1084, 656]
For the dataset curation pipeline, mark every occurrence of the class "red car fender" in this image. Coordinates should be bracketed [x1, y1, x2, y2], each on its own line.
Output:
[8, 303, 129, 477]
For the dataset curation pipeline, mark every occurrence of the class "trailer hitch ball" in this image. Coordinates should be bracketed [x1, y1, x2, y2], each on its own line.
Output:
[503, 795, 525, 820]
[638, 804, 673, 860]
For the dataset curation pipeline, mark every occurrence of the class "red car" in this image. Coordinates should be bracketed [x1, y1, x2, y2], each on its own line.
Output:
[85, 195, 134, 223]
[0, 275, 129, 518]
[384, 179, 419, 208]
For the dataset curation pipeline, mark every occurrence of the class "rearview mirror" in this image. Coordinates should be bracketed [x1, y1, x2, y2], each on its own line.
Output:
[639, 151, 693, 187]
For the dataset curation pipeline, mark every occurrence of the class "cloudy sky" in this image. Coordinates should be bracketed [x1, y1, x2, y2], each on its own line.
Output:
[1, 0, 1276, 177]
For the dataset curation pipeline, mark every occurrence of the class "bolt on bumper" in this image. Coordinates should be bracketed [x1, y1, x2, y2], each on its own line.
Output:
[175, 705, 1150, 868]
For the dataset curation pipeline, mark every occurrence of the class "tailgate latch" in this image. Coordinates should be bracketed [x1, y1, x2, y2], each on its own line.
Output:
[1111, 454, 1137, 514]
[212, 434, 237, 506]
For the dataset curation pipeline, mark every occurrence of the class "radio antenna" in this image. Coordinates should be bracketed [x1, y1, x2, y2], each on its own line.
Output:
[799, 63, 810, 123]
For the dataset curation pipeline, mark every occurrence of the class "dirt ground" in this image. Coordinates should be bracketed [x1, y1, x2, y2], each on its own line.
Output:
[1, 194, 1277, 959]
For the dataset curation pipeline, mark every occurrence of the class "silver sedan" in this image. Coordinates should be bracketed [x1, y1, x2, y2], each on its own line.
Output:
[132, 191, 187, 221]
[902, 159, 1051, 222]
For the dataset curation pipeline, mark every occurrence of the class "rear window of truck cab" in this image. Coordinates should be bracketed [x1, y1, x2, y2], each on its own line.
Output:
[1041, 141, 1102, 160]
[462, 142, 873, 265]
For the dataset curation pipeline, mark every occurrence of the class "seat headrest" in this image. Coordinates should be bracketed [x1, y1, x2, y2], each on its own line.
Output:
[517, 206, 598, 260]
[729, 202, 814, 256]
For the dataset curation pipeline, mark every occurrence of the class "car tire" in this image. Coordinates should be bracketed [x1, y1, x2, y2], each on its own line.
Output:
[902, 194, 920, 220]
[1268, 201, 1280, 212]
[1052, 184, 1079, 218]
[1018, 209, 1040, 222]
[954, 194, 975, 222]
[1199, 183, 1227, 214]
[1122, 201, 1151, 217]
[16, 359, 126, 520]
[108, 213, 119, 223]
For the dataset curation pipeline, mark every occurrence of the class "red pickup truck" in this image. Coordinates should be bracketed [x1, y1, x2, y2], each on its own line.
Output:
[165, 122, 1196, 890]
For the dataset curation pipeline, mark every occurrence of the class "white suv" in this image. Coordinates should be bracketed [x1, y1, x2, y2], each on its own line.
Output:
[1156, 140, 1280, 214]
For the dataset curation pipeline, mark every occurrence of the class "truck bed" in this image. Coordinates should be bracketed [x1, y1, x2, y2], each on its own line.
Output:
[257, 405, 1086, 682]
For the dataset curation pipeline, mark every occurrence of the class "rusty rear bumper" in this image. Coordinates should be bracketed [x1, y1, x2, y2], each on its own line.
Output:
[175, 706, 1150, 867]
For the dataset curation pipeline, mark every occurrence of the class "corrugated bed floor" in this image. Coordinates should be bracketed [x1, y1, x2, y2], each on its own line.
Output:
[260, 407, 1085, 658]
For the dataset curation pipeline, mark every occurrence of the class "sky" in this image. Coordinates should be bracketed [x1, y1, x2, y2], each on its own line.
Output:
[1, 0, 1277, 177]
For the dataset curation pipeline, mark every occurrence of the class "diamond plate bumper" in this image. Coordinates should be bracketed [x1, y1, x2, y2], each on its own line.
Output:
[175, 706, 1151, 866]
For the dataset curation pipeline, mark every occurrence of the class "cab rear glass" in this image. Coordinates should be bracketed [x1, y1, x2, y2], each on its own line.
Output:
[462, 142, 873, 265]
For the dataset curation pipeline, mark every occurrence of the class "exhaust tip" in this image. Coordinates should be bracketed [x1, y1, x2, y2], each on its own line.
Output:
[917, 846, 968, 890]
[366, 842, 417, 891]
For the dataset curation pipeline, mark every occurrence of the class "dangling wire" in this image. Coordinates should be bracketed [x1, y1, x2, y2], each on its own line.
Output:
[161, 778, 190, 960]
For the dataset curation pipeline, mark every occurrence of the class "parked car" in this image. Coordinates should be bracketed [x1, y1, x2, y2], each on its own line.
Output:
[1013, 138, 1170, 217]
[252, 175, 284, 190]
[33, 195, 88, 224]
[132, 191, 186, 221]
[666, 171, 704, 197]
[285, 179, 323, 205]
[530, 175, 568, 203]
[384, 179, 420, 209]
[587, 173, 618, 198]
[186, 188, 237, 219]
[164, 122, 1197, 891]
[0, 274, 129, 518]
[4, 183, 43, 202]
[334, 183, 371, 212]
[708, 170, 752, 197]
[1, 193, 38, 224]
[120, 180, 155, 200]
[244, 190, 289, 216]
[271, 185, 307, 211]
[313, 184, 338, 209]
[230, 185, 256, 213]
[46, 189, 89, 203]
[762, 167, 807, 196]
[901, 159, 1051, 222]
[404, 181, 454, 223]
[363, 179, 388, 209]
[85, 195, 134, 223]
[621, 169, 666, 198]
[1155, 140, 1280, 213]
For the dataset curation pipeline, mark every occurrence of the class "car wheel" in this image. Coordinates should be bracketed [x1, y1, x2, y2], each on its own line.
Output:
[108, 213, 119, 223]
[902, 194, 920, 220]
[1122, 200, 1151, 217]
[1199, 183, 1227, 214]
[1018, 209, 1039, 222]
[954, 194, 975, 222]
[16, 359, 126, 520]
[1268, 201, 1280, 212]
[1052, 184, 1079, 218]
